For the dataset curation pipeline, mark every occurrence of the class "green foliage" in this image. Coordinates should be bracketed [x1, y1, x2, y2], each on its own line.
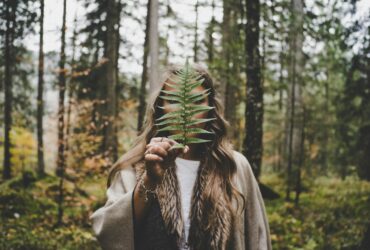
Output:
[262, 174, 370, 250]
[0, 172, 101, 250]
[156, 60, 215, 149]
[0, 127, 37, 179]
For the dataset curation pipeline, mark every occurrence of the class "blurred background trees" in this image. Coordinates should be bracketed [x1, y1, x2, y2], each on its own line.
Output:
[1, 0, 370, 249]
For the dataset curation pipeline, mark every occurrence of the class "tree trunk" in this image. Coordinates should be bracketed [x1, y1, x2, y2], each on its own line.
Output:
[277, 49, 285, 172]
[114, 0, 122, 160]
[3, 0, 16, 180]
[193, 0, 199, 62]
[224, 0, 241, 148]
[65, 14, 78, 165]
[207, 0, 215, 64]
[149, 0, 159, 92]
[138, 0, 151, 132]
[102, 0, 119, 161]
[285, 0, 304, 201]
[37, 0, 45, 178]
[243, 0, 263, 179]
[294, 106, 305, 206]
[223, 0, 231, 119]
[57, 0, 67, 226]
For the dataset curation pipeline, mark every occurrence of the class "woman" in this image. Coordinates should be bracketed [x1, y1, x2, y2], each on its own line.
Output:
[90, 64, 272, 250]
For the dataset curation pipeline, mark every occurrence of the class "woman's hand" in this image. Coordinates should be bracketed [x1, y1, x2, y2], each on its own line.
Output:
[144, 137, 189, 185]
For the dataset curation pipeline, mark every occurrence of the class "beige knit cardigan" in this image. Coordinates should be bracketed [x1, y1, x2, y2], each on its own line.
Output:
[90, 150, 272, 250]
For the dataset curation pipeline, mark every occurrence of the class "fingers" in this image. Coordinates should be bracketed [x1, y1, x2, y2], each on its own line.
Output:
[146, 137, 180, 153]
[145, 137, 190, 161]
[146, 141, 172, 151]
[146, 144, 168, 158]
[148, 137, 178, 147]
[144, 152, 163, 162]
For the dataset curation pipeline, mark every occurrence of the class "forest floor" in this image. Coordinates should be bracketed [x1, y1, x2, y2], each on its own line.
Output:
[0, 170, 369, 250]
[262, 173, 370, 250]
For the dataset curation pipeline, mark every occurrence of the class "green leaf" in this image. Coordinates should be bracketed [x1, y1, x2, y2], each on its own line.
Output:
[186, 128, 214, 134]
[155, 118, 184, 126]
[164, 81, 181, 90]
[155, 111, 183, 121]
[186, 89, 210, 102]
[168, 134, 185, 140]
[157, 103, 182, 110]
[157, 125, 183, 132]
[186, 105, 214, 116]
[159, 95, 183, 102]
[186, 79, 204, 91]
[186, 118, 216, 126]
[160, 90, 183, 97]
[186, 138, 212, 144]
[169, 143, 185, 150]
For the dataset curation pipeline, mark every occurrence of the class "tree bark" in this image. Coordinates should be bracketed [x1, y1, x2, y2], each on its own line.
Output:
[3, 0, 16, 180]
[102, 0, 119, 161]
[243, 0, 263, 179]
[138, 0, 151, 132]
[149, 0, 159, 92]
[57, 0, 67, 226]
[285, 0, 304, 201]
[207, 0, 215, 64]
[193, 0, 199, 62]
[223, 0, 231, 116]
[65, 14, 78, 165]
[37, 0, 45, 178]
[294, 106, 305, 206]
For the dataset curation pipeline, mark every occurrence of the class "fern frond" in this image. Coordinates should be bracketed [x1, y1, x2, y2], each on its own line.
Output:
[155, 59, 215, 149]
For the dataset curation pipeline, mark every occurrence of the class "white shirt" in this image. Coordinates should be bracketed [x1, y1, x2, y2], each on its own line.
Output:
[175, 156, 200, 250]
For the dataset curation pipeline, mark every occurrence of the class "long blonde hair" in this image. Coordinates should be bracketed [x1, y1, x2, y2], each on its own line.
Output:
[107, 63, 245, 224]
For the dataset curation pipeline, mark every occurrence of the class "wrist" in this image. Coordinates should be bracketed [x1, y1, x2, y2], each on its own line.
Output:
[143, 172, 160, 190]
[137, 172, 158, 203]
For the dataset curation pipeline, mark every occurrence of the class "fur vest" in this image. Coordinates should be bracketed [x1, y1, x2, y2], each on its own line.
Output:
[134, 158, 235, 250]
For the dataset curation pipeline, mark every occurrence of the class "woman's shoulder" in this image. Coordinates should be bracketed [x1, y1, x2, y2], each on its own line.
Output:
[231, 150, 254, 180]
[109, 163, 137, 192]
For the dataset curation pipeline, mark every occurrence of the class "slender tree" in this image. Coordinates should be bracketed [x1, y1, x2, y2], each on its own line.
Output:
[149, 0, 159, 92]
[3, 0, 16, 180]
[206, 0, 216, 64]
[294, 105, 305, 205]
[65, 13, 78, 163]
[138, 0, 151, 131]
[57, 0, 67, 226]
[222, 0, 231, 109]
[102, 0, 119, 161]
[242, 0, 263, 179]
[36, 0, 45, 178]
[193, 0, 199, 62]
[285, 0, 304, 201]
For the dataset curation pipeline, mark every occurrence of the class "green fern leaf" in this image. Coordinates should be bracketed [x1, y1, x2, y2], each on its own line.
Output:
[155, 59, 215, 149]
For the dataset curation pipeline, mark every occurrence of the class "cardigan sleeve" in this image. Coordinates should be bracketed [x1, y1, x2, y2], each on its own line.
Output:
[90, 170, 136, 250]
[236, 152, 272, 250]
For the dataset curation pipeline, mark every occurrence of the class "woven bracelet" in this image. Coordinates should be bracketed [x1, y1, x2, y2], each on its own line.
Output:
[139, 173, 157, 202]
